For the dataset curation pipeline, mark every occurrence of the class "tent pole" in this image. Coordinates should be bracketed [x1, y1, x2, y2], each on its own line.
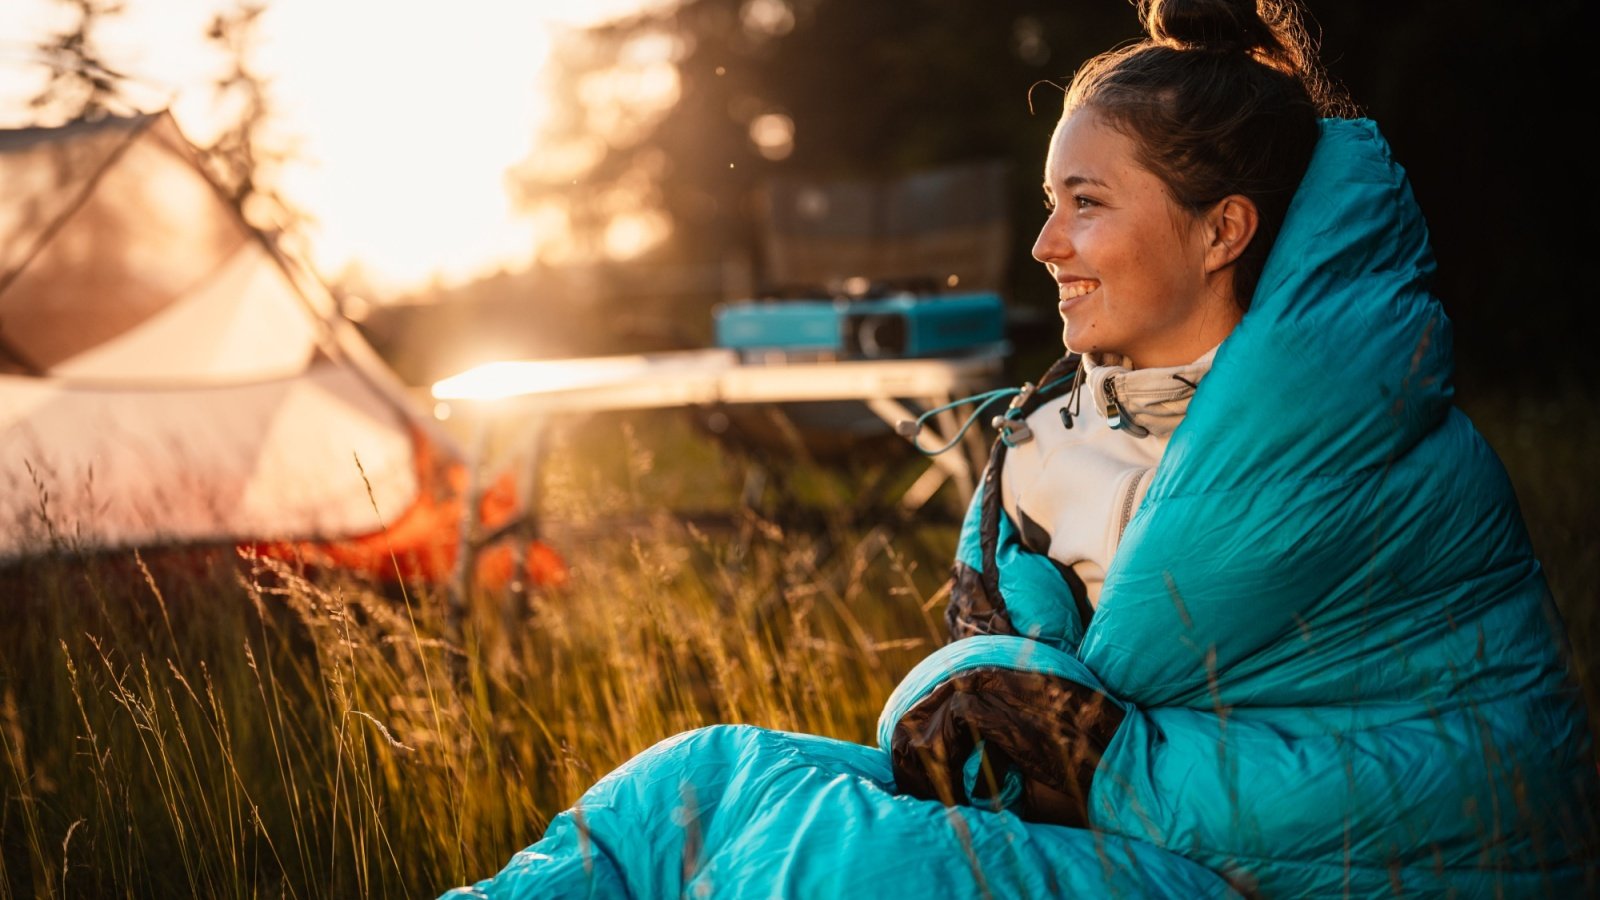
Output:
[498, 412, 547, 664]
[450, 411, 489, 634]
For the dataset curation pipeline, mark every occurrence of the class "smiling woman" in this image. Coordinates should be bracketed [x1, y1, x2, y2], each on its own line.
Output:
[0, 0, 670, 294]
[441, 1, 1600, 897]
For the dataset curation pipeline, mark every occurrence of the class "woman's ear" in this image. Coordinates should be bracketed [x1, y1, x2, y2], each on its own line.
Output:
[1204, 194, 1259, 273]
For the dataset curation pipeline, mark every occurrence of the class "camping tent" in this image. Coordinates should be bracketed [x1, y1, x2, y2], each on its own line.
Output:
[0, 112, 562, 588]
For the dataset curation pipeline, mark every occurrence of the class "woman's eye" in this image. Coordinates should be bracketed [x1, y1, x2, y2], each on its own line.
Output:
[1074, 195, 1099, 210]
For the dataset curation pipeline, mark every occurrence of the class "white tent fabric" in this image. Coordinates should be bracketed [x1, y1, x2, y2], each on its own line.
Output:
[0, 112, 456, 562]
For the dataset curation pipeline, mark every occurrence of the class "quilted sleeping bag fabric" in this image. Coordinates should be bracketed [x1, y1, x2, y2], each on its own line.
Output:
[442, 119, 1599, 899]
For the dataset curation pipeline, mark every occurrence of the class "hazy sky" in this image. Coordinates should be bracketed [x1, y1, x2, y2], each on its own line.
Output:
[0, 0, 668, 293]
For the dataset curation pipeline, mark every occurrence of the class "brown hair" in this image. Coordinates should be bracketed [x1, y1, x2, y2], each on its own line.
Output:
[1063, 0, 1356, 308]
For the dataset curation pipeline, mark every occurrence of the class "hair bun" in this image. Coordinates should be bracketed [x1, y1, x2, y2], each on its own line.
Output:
[1140, 0, 1274, 55]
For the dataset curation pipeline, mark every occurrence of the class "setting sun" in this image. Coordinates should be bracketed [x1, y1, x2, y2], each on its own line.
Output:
[0, 0, 670, 293]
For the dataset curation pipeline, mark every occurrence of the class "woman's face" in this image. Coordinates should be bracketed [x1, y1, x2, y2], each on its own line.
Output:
[1033, 109, 1240, 368]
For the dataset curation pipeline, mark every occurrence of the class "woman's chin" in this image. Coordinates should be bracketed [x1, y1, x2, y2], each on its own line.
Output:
[1062, 332, 1097, 357]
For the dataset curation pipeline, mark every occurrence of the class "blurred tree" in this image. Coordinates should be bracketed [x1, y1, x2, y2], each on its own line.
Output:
[200, 0, 304, 237]
[29, 0, 131, 122]
[514, 1, 1131, 302]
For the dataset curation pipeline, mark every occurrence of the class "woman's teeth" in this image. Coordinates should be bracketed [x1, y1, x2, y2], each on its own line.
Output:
[1059, 280, 1099, 300]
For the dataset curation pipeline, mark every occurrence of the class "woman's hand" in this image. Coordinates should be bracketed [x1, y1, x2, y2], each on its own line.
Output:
[884, 647, 1124, 827]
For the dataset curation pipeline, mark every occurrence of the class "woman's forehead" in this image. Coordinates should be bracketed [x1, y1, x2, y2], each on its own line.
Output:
[1045, 110, 1138, 184]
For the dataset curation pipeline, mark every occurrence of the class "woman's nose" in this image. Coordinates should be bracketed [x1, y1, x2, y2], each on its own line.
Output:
[1032, 213, 1067, 265]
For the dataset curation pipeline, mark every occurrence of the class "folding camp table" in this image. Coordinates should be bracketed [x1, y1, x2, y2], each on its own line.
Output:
[430, 346, 1007, 595]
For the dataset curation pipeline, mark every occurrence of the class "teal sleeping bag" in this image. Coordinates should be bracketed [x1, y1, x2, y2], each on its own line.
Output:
[443, 119, 1600, 898]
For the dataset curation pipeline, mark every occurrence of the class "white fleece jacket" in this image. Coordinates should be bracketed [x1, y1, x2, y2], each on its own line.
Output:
[999, 348, 1215, 607]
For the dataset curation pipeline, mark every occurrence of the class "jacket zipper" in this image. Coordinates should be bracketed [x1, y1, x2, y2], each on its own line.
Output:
[1102, 375, 1125, 430]
[1116, 468, 1147, 544]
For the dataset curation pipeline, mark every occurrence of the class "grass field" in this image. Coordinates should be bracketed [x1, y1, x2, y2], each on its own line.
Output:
[0, 409, 958, 897]
[1, 388, 1594, 897]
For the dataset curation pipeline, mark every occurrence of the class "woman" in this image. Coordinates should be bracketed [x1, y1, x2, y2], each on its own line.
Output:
[445, 1, 1599, 896]
[942, 0, 1333, 647]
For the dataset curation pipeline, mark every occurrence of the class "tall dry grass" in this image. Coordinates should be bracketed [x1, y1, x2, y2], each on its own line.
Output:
[1, 392, 1595, 898]
[0, 409, 957, 897]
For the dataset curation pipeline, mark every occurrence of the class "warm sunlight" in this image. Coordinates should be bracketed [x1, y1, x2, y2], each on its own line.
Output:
[430, 350, 734, 402]
[431, 358, 639, 402]
[0, 0, 674, 294]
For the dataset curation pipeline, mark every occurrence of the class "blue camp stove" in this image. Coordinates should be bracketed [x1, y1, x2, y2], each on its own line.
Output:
[713, 291, 1008, 361]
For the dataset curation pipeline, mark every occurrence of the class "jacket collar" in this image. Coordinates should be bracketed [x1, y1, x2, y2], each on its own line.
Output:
[1082, 347, 1217, 438]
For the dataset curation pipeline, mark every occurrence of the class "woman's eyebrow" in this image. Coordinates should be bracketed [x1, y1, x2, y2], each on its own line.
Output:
[1063, 174, 1109, 190]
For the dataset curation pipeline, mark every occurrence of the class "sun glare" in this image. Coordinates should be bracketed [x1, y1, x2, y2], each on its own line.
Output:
[604, 209, 672, 259]
[0, 0, 676, 295]
[431, 356, 657, 401]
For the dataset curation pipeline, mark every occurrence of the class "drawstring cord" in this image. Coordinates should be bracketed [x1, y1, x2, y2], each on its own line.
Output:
[896, 371, 1077, 455]
[1059, 355, 1087, 430]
